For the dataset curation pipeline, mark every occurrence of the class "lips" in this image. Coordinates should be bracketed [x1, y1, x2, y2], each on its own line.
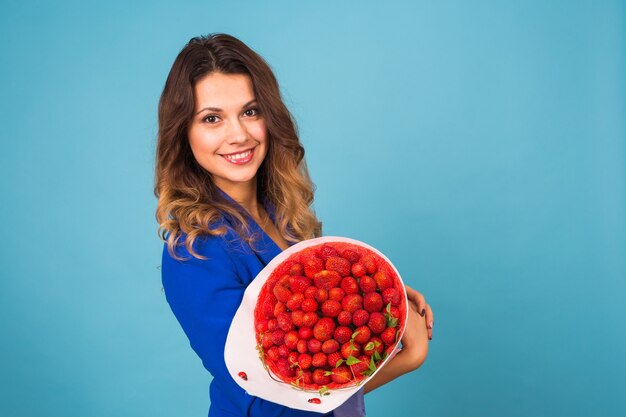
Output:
[221, 148, 254, 165]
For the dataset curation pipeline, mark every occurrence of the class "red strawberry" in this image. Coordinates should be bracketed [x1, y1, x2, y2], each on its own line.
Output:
[298, 326, 313, 340]
[325, 256, 351, 277]
[273, 284, 292, 303]
[277, 274, 290, 287]
[288, 351, 299, 366]
[363, 292, 383, 313]
[340, 277, 359, 295]
[277, 312, 294, 331]
[322, 339, 340, 354]
[361, 256, 377, 274]
[313, 270, 342, 290]
[373, 271, 393, 290]
[286, 293, 304, 311]
[288, 262, 304, 276]
[276, 357, 294, 377]
[278, 344, 291, 358]
[297, 339, 308, 354]
[304, 285, 318, 299]
[313, 318, 336, 342]
[350, 355, 370, 377]
[314, 288, 329, 303]
[303, 255, 324, 278]
[274, 302, 287, 318]
[327, 351, 343, 368]
[291, 310, 305, 327]
[302, 311, 319, 327]
[331, 366, 352, 384]
[318, 244, 339, 260]
[389, 306, 400, 320]
[298, 353, 312, 370]
[284, 330, 299, 350]
[261, 331, 274, 349]
[311, 352, 328, 368]
[351, 263, 366, 278]
[301, 370, 313, 385]
[262, 296, 276, 319]
[312, 367, 331, 385]
[381, 327, 397, 346]
[266, 346, 280, 362]
[341, 249, 360, 263]
[267, 319, 278, 331]
[341, 341, 361, 359]
[337, 311, 352, 326]
[358, 275, 377, 293]
[363, 337, 384, 356]
[333, 326, 352, 344]
[368, 312, 386, 334]
[307, 338, 322, 353]
[353, 326, 372, 344]
[328, 287, 345, 301]
[256, 319, 269, 333]
[271, 329, 285, 346]
[352, 309, 369, 327]
[382, 287, 401, 306]
[301, 298, 318, 313]
[321, 300, 342, 318]
[289, 275, 311, 294]
[341, 294, 363, 313]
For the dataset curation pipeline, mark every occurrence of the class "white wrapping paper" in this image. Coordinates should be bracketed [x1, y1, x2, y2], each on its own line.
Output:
[225, 236, 407, 413]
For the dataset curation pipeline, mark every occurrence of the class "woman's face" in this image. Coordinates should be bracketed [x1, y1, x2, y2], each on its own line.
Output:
[187, 72, 268, 193]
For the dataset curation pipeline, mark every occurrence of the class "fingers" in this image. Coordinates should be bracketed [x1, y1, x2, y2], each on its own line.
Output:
[424, 303, 434, 340]
[405, 285, 426, 316]
[404, 285, 434, 340]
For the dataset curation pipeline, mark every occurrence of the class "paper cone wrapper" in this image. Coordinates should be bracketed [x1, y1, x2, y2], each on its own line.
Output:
[225, 236, 407, 413]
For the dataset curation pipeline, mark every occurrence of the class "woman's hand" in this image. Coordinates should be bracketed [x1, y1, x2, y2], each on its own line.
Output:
[405, 285, 434, 340]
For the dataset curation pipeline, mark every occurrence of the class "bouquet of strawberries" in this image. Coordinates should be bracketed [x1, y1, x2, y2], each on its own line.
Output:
[225, 237, 407, 412]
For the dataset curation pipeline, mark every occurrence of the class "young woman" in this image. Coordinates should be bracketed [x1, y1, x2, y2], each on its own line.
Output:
[155, 33, 434, 417]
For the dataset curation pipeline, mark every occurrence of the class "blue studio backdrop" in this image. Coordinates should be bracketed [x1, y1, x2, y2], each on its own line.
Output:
[1, 1, 624, 416]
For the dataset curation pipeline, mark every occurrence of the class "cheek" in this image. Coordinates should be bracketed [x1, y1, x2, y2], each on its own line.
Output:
[188, 128, 220, 158]
[250, 121, 268, 143]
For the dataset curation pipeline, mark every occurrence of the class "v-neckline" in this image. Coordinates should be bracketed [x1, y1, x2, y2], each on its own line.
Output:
[216, 187, 288, 261]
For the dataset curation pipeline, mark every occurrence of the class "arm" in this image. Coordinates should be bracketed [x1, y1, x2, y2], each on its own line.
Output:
[161, 236, 323, 417]
[365, 287, 432, 394]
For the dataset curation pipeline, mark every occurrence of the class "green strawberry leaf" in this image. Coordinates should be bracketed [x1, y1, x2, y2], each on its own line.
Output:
[385, 302, 398, 328]
[319, 386, 330, 396]
[368, 355, 377, 372]
[351, 330, 361, 340]
[364, 342, 375, 351]
[324, 371, 333, 376]
[346, 355, 361, 366]
[335, 359, 345, 368]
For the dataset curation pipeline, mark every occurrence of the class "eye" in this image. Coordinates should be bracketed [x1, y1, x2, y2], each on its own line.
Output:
[243, 108, 260, 117]
[202, 114, 220, 124]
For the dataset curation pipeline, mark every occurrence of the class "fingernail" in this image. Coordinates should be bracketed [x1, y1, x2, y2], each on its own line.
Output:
[420, 309, 426, 317]
[428, 335, 432, 341]
[427, 321, 434, 329]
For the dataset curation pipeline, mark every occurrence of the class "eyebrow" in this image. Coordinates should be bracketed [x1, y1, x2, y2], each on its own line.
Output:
[195, 99, 258, 116]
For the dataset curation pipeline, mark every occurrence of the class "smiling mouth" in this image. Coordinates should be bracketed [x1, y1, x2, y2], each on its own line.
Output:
[222, 148, 255, 165]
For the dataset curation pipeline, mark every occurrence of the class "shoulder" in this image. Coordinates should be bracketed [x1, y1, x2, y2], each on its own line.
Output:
[161, 229, 240, 276]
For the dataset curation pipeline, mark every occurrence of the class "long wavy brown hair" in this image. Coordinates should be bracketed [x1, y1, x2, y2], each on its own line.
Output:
[155, 33, 321, 260]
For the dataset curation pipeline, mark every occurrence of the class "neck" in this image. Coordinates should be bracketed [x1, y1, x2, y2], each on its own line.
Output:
[216, 178, 261, 218]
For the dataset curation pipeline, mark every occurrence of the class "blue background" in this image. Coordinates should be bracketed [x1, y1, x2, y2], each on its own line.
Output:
[1, 1, 625, 416]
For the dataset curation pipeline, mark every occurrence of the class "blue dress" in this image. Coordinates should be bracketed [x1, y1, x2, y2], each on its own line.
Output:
[161, 194, 365, 417]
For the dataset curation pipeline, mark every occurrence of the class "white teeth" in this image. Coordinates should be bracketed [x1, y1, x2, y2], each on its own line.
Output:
[225, 150, 252, 161]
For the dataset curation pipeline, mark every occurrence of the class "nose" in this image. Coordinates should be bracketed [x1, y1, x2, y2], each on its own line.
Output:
[227, 118, 248, 145]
